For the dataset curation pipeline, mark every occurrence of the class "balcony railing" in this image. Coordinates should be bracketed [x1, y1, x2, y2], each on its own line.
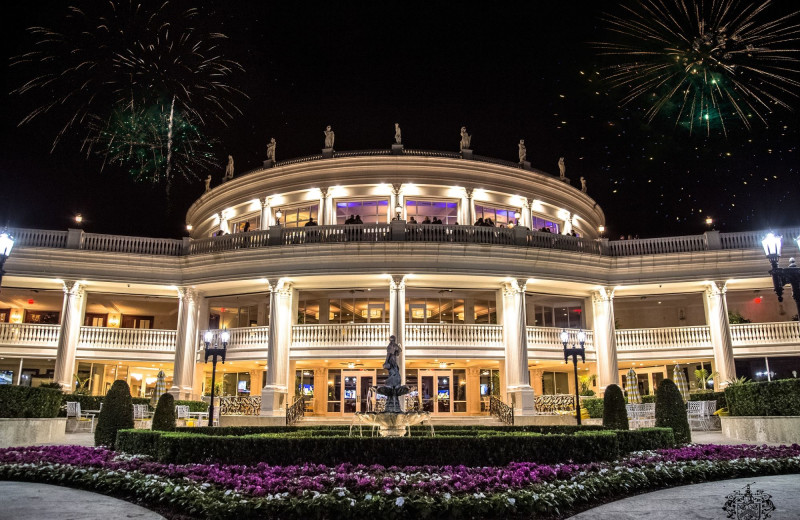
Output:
[291, 323, 390, 348]
[615, 326, 712, 351]
[527, 327, 595, 350]
[9, 225, 800, 258]
[78, 327, 177, 351]
[730, 321, 800, 346]
[0, 323, 60, 346]
[405, 323, 503, 347]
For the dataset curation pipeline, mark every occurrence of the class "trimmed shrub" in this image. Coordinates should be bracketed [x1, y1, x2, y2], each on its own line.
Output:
[0, 385, 63, 418]
[150, 431, 621, 466]
[174, 424, 607, 436]
[641, 394, 657, 404]
[615, 427, 675, 453]
[94, 380, 134, 448]
[116, 429, 161, 457]
[725, 379, 800, 416]
[175, 400, 208, 412]
[603, 384, 629, 430]
[582, 398, 604, 418]
[655, 379, 691, 444]
[151, 393, 176, 432]
[689, 391, 726, 412]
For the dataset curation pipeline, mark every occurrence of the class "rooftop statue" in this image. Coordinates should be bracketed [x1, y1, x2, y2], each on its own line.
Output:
[324, 125, 335, 149]
[267, 137, 276, 163]
[394, 123, 402, 144]
[581, 176, 587, 193]
[558, 157, 566, 179]
[460, 126, 471, 150]
[223, 155, 234, 181]
[204, 175, 212, 193]
[518, 139, 526, 163]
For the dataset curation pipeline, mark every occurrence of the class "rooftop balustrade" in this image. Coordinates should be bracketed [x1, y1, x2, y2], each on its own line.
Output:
[9, 224, 798, 259]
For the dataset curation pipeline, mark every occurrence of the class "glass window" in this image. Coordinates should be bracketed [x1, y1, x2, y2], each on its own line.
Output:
[298, 299, 320, 324]
[532, 303, 583, 329]
[295, 370, 314, 399]
[453, 369, 467, 412]
[542, 372, 570, 395]
[406, 199, 459, 224]
[281, 204, 319, 228]
[336, 200, 389, 224]
[532, 216, 560, 234]
[232, 214, 261, 233]
[327, 369, 341, 413]
[405, 298, 466, 323]
[474, 299, 497, 324]
[475, 204, 516, 227]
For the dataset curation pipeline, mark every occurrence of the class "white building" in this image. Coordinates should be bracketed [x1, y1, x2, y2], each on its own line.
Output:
[1, 149, 798, 422]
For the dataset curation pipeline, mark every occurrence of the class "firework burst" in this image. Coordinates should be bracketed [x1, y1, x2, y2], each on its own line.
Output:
[11, 0, 245, 192]
[595, 0, 800, 135]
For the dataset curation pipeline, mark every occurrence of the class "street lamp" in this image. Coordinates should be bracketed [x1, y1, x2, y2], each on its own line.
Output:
[0, 231, 15, 293]
[275, 209, 283, 226]
[561, 328, 586, 425]
[204, 329, 230, 427]
[394, 204, 403, 221]
[762, 233, 800, 316]
[514, 211, 521, 226]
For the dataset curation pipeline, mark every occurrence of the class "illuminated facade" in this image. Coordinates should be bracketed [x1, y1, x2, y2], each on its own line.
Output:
[1, 150, 799, 422]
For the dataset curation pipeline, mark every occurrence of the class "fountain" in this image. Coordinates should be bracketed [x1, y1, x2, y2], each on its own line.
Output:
[352, 335, 432, 437]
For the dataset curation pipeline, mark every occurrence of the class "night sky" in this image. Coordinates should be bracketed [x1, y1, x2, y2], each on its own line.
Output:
[1, 1, 798, 239]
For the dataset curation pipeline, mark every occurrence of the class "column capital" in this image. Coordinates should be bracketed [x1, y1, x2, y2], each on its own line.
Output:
[277, 281, 293, 296]
[261, 197, 270, 208]
[592, 286, 616, 302]
[502, 279, 527, 296]
[265, 279, 283, 292]
[390, 274, 406, 290]
[61, 280, 85, 296]
[464, 187, 474, 199]
[705, 280, 728, 297]
[176, 286, 199, 302]
[466, 367, 481, 377]
[391, 183, 403, 197]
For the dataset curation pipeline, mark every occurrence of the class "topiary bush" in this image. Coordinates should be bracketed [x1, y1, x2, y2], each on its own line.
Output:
[602, 384, 629, 430]
[151, 393, 176, 432]
[655, 379, 691, 444]
[582, 398, 604, 418]
[0, 386, 63, 418]
[94, 380, 134, 448]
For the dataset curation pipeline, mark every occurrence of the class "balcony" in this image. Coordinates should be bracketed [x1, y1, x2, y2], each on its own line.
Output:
[11, 225, 800, 258]
[615, 326, 712, 351]
[527, 327, 595, 352]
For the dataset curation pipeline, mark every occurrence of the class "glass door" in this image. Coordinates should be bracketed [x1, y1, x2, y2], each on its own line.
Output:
[341, 370, 376, 414]
[419, 370, 453, 415]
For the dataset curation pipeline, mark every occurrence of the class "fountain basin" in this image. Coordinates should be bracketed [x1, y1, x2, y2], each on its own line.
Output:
[353, 411, 431, 437]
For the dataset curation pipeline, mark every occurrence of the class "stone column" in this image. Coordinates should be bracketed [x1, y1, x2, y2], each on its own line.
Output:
[389, 275, 407, 384]
[704, 281, 737, 389]
[592, 287, 619, 393]
[53, 281, 86, 391]
[502, 279, 535, 415]
[530, 368, 544, 396]
[261, 198, 274, 228]
[390, 184, 404, 222]
[261, 280, 293, 416]
[465, 188, 476, 225]
[314, 367, 327, 415]
[520, 199, 532, 228]
[466, 367, 481, 414]
[169, 287, 200, 400]
[562, 213, 573, 235]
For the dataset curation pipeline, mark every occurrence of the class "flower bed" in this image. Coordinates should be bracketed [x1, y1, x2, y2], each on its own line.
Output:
[1, 444, 798, 519]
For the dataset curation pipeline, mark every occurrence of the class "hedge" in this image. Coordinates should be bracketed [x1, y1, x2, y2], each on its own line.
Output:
[725, 379, 800, 416]
[0, 386, 63, 418]
[615, 428, 675, 452]
[174, 424, 607, 436]
[116, 430, 621, 466]
[59, 394, 207, 415]
[582, 398, 604, 418]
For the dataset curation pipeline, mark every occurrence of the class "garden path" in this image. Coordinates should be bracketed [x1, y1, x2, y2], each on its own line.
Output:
[568, 474, 800, 519]
[0, 481, 166, 519]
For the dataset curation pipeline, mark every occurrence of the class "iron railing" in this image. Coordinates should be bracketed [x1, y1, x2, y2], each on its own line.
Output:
[286, 395, 305, 425]
[489, 395, 514, 425]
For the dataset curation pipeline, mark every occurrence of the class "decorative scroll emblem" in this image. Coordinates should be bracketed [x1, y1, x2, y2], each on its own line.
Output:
[724, 483, 776, 520]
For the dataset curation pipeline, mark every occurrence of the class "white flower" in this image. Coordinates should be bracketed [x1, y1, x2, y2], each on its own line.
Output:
[443, 492, 451, 500]
[365, 494, 372, 500]
[396, 497, 405, 507]
[508, 497, 516, 505]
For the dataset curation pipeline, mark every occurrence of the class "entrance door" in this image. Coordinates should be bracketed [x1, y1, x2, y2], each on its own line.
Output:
[419, 370, 453, 415]
[341, 370, 376, 414]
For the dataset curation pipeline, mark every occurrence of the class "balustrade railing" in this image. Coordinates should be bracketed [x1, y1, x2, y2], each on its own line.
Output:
[281, 224, 389, 244]
[730, 321, 800, 346]
[720, 227, 800, 251]
[189, 229, 271, 254]
[615, 326, 711, 350]
[292, 323, 389, 347]
[286, 395, 305, 425]
[199, 326, 270, 351]
[526, 327, 595, 350]
[405, 224, 516, 245]
[7, 228, 68, 248]
[0, 323, 60, 346]
[535, 394, 577, 413]
[405, 323, 503, 347]
[607, 234, 708, 256]
[527, 230, 604, 254]
[214, 396, 262, 415]
[82, 233, 184, 256]
[78, 327, 176, 351]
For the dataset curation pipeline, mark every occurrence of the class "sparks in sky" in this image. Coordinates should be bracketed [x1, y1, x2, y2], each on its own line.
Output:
[595, 0, 800, 136]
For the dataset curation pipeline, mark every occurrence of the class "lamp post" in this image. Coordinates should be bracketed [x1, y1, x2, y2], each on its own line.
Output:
[275, 209, 283, 226]
[204, 329, 230, 427]
[561, 328, 586, 425]
[394, 204, 403, 221]
[762, 233, 800, 317]
[0, 231, 15, 293]
[514, 211, 521, 227]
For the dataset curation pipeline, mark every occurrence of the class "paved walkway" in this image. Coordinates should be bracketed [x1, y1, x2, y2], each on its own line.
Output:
[0, 481, 165, 519]
[569, 474, 800, 519]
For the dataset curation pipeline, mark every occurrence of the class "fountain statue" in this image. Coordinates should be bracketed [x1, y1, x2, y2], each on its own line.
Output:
[352, 335, 431, 437]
